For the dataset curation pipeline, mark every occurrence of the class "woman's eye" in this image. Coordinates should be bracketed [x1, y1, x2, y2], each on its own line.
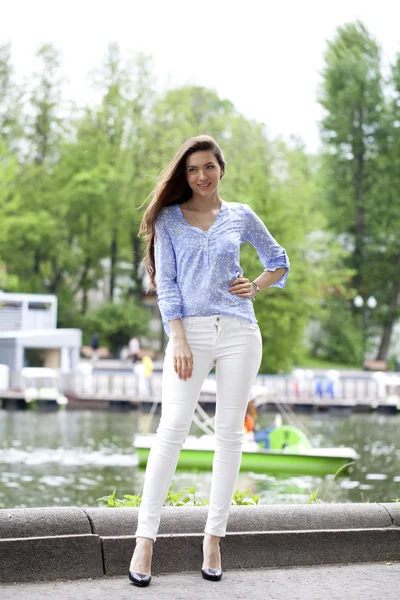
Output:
[207, 165, 214, 169]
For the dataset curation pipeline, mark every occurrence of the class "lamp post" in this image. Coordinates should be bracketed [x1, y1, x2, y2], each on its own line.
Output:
[353, 295, 377, 363]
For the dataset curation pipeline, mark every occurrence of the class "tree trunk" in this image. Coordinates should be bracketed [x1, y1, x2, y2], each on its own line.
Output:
[376, 280, 400, 361]
[80, 256, 92, 315]
[48, 262, 63, 294]
[33, 251, 41, 275]
[82, 287, 88, 315]
[130, 225, 142, 301]
[72, 213, 93, 313]
[352, 140, 365, 292]
[109, 229, 118, 301]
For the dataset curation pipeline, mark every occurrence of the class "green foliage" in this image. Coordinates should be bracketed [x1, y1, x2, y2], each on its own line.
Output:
[317, 297, 364, 365]
[239, 140, 352, 372]
[231, 489, 261, 506]
[97, 489, 142, 507]
[84, 300, 151, 354]
[294, 356, 359, 370]
[305, 461, 356, 504]
[164, 484, 209, 507]
[0, 140, 20, 291]
[100, 486, 400, 508]
[306, 488, 322, 504]
[332, 462, 357, 480]
[97, 483, 260, 508]
[0, 42, 24, 151]
[164, 485, 185, 506]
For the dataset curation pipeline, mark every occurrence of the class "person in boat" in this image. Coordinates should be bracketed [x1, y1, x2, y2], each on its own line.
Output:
[129, 135, 290, 587]
[244, 399, 258, 434]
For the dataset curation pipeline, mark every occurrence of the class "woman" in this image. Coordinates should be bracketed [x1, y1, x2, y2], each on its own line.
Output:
[129, 135, 289, 587]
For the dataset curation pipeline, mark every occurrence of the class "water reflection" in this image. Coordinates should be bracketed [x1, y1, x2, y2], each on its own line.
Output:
[0, 409, 399, 509]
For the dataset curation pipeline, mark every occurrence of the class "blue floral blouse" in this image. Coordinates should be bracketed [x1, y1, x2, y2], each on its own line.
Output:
[154, 200, 290, 336]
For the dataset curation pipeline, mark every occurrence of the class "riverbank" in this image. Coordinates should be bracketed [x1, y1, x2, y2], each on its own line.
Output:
[0, 503, 399, 584]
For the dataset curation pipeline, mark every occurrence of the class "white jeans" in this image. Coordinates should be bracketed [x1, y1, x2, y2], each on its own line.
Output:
[135, 314, 263, 541]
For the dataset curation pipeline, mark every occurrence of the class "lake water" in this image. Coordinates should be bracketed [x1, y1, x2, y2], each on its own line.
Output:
[0, 409, 399, 509]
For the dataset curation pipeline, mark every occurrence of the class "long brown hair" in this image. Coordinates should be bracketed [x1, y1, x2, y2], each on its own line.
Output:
[138, 135, 226, 289]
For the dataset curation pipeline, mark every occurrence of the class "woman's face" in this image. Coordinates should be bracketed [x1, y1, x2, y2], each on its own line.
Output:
[185, 150, 223, 197]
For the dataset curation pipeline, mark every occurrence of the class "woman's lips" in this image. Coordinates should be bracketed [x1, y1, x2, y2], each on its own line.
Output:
[198, 183, 211, 189]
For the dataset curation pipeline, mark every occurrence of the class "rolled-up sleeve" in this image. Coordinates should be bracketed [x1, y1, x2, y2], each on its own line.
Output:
[154, 212, 184, 323]
[241, 204, 290, 288]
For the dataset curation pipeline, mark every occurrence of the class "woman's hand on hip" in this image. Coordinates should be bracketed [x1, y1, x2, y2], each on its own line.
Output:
[228, 274, 253, 298]
[171, 334, 193, 381]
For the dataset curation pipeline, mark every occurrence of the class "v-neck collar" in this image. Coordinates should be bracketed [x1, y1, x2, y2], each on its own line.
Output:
[175, 200, 225, 234]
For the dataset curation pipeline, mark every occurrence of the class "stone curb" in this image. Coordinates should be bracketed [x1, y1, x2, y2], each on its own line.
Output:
[0, 507, 91, 538]
[102, 529, 400, 576]
[0, 535, 103, 583]
[82, 503, 393, 537]
[0, 504, 399, 583]
[380, 503, 400, 525]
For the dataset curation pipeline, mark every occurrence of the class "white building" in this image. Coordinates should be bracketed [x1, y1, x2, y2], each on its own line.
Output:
[0, 292, 81, 373]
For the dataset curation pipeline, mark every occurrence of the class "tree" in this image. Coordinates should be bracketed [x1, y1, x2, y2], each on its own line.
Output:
[4, 43, 68, 293]
[367, 54, 400, 359]
[319, 21, 382, 288]
[318, 21, 392, 362]
[238, 137, 351, 372]
[86, 45, 156, 303]
[0, 139, 20, 290]
[84, 300, 151, 355]
[0, 43, 23, 290]
[151, 85, 238, 162]
[0, 42, 23, 152]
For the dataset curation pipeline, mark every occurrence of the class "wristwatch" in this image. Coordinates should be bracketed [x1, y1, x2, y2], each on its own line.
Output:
[250, 281, 260, 302]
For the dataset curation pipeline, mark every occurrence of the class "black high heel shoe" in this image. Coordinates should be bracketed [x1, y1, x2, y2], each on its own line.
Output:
[128, 571, 151, 587]
[201, 541, 223, 582]
[129, 539, 153, 587]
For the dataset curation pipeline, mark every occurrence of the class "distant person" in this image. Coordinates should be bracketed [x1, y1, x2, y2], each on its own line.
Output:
[90, 332, 100, 363]
[128, 135, 290, 587]
[129, 336, 141, 363]
[142, 355, 154, 395]
[244, 399, 258, 433]
[135, 355, 154, 396]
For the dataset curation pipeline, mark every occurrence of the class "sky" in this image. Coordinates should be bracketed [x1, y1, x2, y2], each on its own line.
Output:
[2, 0, 400, 152]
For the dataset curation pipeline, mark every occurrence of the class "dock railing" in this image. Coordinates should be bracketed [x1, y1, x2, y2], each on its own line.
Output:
[3, 369, 400, 409]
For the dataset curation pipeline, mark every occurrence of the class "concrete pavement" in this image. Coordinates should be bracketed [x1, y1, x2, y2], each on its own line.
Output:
[1, 563, 399, 600]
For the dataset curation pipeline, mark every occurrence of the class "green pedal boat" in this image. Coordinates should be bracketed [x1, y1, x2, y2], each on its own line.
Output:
[134, 424, 359, 477]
